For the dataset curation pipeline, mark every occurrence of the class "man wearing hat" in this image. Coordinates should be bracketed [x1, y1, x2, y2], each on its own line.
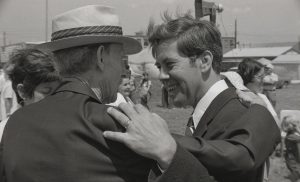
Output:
[256, 59, 278, 107]
[0, 5, 155, 182]
[262, 63, 278, 108]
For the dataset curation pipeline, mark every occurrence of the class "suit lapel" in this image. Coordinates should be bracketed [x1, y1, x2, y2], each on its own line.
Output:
[194, 87, 238, 137]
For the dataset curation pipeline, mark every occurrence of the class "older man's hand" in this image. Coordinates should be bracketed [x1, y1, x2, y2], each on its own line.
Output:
[103, 103, 177, 169]
[236, 89, 267, 108]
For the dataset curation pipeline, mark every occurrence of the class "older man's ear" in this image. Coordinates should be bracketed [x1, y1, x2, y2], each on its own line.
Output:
[96, 45, 105, 71]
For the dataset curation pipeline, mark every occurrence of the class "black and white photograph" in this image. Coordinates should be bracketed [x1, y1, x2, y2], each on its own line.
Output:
[0, 0, 300, 181]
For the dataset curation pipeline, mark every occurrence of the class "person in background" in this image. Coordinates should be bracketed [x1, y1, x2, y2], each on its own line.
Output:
[129, 76, 136, 94]
[0, 48, 61, 142]
[282, 115, 300, 182]
[0, 68, 18, 121]
[108, 76, 130, 107]
[118, 75, 132, 98]
[138, 72, 152, 109]
[262, 62, 278, 108]
[0, 68, 6, 122]
[161, 83, 169, 108]
[237, 58, 280, 127]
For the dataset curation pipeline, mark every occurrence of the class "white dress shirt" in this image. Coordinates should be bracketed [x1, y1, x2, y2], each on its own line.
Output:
[192, 80, 228, 128]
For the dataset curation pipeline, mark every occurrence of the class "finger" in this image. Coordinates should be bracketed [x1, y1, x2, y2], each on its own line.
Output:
[107, 107, 131, 128]
[103, 131, 127, 143]
[118, 103, 138, 118]
[125, 97, 134, 105]
[134, 104, 149, 114]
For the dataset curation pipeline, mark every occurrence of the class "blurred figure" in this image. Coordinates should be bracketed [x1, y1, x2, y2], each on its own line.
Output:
[282, 115, 300, 182]
[118, 76, 131, 97]
[138, 73, 151, 109]
[108, 76, 130, 107]
[0, 48, 61, 142]
[237, 58, 280, 126]
[262, 62, 278, 108]
[161, 83, 169, 108]
[0, 68, 18, 121]
[161, 82, 174, 109]
[129, 76, 136, 96]
[0, 68, 6, 122]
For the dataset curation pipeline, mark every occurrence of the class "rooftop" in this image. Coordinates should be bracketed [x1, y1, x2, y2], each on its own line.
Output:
[223, 47, 293, 58]
[272, 54, 300, 64]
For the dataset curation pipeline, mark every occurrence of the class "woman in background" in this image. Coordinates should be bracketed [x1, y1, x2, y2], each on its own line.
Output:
[0, 49, 61, 141]
[237, 58, 280, 126]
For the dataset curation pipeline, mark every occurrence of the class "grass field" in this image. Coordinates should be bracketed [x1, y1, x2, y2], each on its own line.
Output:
[147, 79, 300, 182]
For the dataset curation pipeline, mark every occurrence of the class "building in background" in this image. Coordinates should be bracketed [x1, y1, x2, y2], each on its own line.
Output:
[222, 37, 235, 54]
[222, 46, 299, 71]
[272, 54, 300, 81]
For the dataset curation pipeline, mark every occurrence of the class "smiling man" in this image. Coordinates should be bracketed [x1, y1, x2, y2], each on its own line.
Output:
[104, 13, 280, 182]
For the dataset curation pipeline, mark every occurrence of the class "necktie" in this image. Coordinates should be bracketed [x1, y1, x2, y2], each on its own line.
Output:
[185, 116, 195, 136]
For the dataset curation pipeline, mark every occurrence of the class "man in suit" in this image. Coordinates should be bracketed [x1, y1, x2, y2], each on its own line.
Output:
[0, 5, 155, 182]
[103, 13, 281, 182]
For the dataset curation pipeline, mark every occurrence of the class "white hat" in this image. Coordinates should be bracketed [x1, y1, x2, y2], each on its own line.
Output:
[36, 5, 142, 54]
[256, 58, 274, 69]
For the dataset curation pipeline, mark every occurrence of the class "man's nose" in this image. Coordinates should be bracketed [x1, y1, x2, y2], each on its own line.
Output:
[159, 68, 169, 80]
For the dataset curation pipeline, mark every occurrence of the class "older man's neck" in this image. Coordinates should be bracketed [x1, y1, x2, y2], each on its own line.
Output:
[76, 70, 103, 101]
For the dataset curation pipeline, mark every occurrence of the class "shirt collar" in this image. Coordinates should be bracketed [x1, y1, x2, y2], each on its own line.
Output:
[192, 80, 228, 127]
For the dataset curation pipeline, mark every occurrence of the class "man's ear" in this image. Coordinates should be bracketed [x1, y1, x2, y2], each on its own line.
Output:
[198, 50, 213, 73]
[16, 84, 26, 100]
[96, 45, 106, 71]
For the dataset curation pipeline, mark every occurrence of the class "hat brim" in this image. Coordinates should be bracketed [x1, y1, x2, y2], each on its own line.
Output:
[35, 35, 142, 55]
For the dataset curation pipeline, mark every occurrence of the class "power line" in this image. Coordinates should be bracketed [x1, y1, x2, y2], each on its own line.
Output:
[219, 13, 228, 36]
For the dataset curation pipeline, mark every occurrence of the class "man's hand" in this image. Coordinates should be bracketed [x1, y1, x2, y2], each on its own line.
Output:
[236, 89, 267, 107]
[103, 103, 177, 169]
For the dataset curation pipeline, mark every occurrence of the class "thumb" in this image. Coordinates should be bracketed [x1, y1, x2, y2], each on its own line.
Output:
[103, 131, 127, 144]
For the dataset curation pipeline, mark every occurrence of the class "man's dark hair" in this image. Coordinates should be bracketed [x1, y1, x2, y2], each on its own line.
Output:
[54, 44, 109, 76]
[237, 58, 264, 85]
[6, 48, 61, 105]
[147, 12, 223, 73]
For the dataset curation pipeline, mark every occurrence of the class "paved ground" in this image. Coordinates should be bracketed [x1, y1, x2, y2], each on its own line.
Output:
[148, 80, 300, 182]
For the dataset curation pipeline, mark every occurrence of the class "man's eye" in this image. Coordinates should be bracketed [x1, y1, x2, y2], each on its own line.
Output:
[39, 88, 52, 95]
[155, 64, 161, 69]
[166, 62, 173, 69]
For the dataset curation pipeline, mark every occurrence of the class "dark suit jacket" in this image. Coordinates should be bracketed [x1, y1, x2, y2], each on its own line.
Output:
[0, 78, 153, 182]
[157, 87, 280, 182]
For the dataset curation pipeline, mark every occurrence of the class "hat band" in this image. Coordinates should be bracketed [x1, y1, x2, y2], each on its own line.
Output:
[51, 26, 123, 41]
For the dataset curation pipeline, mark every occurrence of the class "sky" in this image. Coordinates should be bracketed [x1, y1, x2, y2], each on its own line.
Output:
[0, 0, 299, 46]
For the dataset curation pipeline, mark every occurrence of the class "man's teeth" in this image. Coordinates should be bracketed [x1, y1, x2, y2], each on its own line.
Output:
[168, 85, 176, 92]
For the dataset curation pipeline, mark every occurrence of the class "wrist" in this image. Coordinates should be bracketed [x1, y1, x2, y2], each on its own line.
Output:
[155, 137, 177, 170]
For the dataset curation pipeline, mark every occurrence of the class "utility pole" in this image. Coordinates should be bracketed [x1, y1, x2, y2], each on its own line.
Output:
[3, 32, 6, 46]
[234, 19, 237, 48]
[194, 0, 223, 24]
[45, 0, 48, 41]
[195, 0, 203, 19]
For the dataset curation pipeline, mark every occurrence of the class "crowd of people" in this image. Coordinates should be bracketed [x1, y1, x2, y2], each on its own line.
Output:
[0, 4, 296, 182]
